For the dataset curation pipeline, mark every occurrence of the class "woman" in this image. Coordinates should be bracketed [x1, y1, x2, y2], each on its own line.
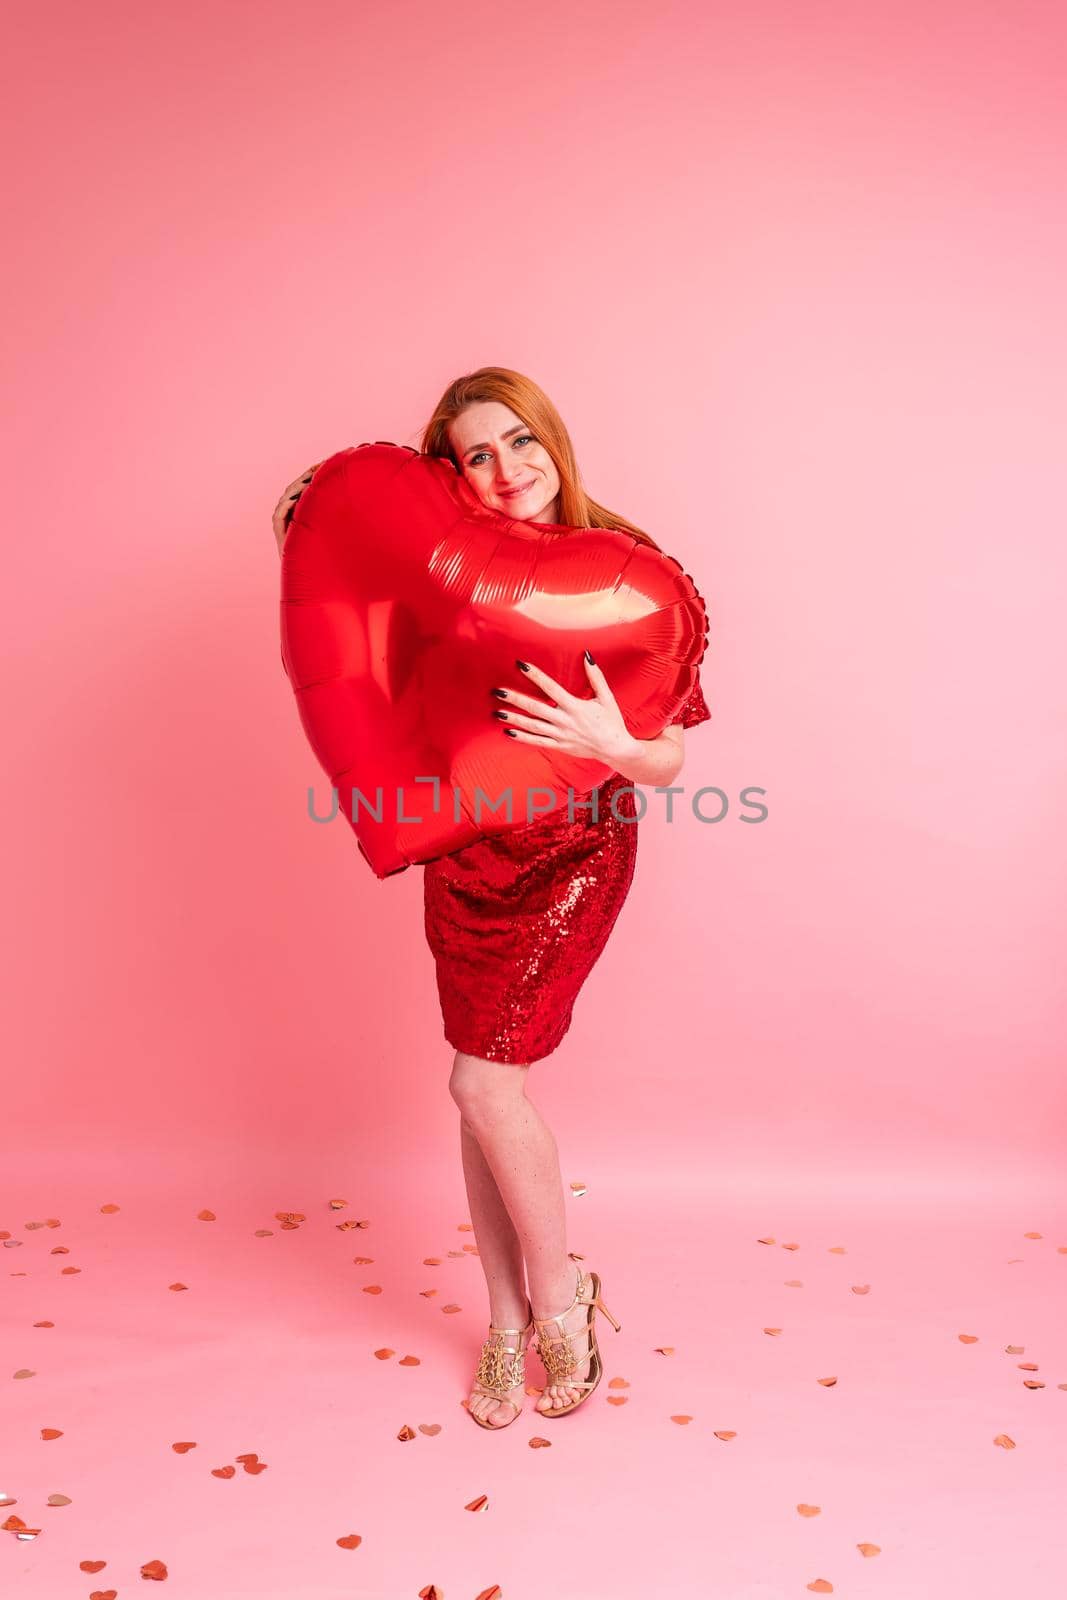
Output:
[273, 367, 711, 1430]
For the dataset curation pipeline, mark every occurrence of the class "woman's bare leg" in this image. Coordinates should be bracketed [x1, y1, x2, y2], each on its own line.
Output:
[449, 1050, 591, 1420]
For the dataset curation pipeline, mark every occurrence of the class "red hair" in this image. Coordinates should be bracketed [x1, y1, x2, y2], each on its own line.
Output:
[420, 365, 661, 550]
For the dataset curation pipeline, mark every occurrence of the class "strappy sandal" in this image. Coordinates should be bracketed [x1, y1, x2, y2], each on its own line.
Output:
[466, 1312, 535, 1429]
[532, 1260, 622, 1417]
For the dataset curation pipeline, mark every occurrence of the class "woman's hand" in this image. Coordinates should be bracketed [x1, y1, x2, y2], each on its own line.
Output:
[491, 653, 639, 768]
[272, 461, 324, 557]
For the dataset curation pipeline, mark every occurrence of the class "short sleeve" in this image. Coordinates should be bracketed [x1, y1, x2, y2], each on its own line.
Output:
[669, 667, 712, 729]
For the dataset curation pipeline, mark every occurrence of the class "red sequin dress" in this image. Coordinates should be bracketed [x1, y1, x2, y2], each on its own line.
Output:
[422, 670, 712, 1064]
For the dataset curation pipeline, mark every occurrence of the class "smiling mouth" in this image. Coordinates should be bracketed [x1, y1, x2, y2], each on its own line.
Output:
[500, 481, 536, 498]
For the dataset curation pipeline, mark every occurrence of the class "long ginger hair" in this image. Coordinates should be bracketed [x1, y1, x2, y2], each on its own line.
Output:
[420, 365, 661, 550]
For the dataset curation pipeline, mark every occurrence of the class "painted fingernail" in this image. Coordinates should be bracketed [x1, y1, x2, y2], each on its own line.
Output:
[492, 709, 509, 720]
[491, 687, 509, 699]
[584, 648, 596, 664]
[504, 727, 518, 736]
[516, 659, 530, 672]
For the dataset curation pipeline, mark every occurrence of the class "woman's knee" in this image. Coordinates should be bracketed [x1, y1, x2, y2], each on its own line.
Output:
[449, 1051, 528, 1122]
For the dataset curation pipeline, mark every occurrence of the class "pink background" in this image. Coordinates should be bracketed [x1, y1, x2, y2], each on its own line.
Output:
[4, 2, 1065, 1597]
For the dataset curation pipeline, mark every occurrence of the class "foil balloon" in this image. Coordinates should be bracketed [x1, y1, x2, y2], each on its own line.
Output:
[280, 442, 708, 878]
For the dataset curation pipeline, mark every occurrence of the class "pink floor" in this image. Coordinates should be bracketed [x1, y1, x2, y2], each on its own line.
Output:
[5, 1177, 1065, 1600]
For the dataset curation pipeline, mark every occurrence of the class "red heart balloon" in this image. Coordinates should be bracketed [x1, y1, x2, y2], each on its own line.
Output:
[280, 443, 708, 877]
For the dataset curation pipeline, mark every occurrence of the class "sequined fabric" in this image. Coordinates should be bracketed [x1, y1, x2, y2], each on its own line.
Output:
[422, 669, 711, 1064]
[671, 673, 712, 732]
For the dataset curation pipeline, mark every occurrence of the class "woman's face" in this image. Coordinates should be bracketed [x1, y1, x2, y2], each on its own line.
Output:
[448, 401, 562, 525]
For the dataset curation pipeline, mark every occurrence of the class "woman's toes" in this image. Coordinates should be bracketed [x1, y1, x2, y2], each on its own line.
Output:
[536, 1374, 586, 1409]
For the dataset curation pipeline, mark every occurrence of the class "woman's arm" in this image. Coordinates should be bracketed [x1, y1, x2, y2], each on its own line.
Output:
[611, 724, 685, 788]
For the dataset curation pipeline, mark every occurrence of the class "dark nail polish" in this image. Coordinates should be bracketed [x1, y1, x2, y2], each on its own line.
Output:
[492, 709, 509, 720]
[515, 659, 530, 672]
[491, 687, 509, 699]
[584, 648, 596, 664]
[504, 727, 518, 736]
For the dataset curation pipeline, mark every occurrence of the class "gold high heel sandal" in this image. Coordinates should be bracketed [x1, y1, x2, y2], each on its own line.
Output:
[467, 1312, 535, 1429]
[533, 1260, 622, 1417]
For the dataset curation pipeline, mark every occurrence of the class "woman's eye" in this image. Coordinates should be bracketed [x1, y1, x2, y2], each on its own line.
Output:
[469, 436, 533, 467]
